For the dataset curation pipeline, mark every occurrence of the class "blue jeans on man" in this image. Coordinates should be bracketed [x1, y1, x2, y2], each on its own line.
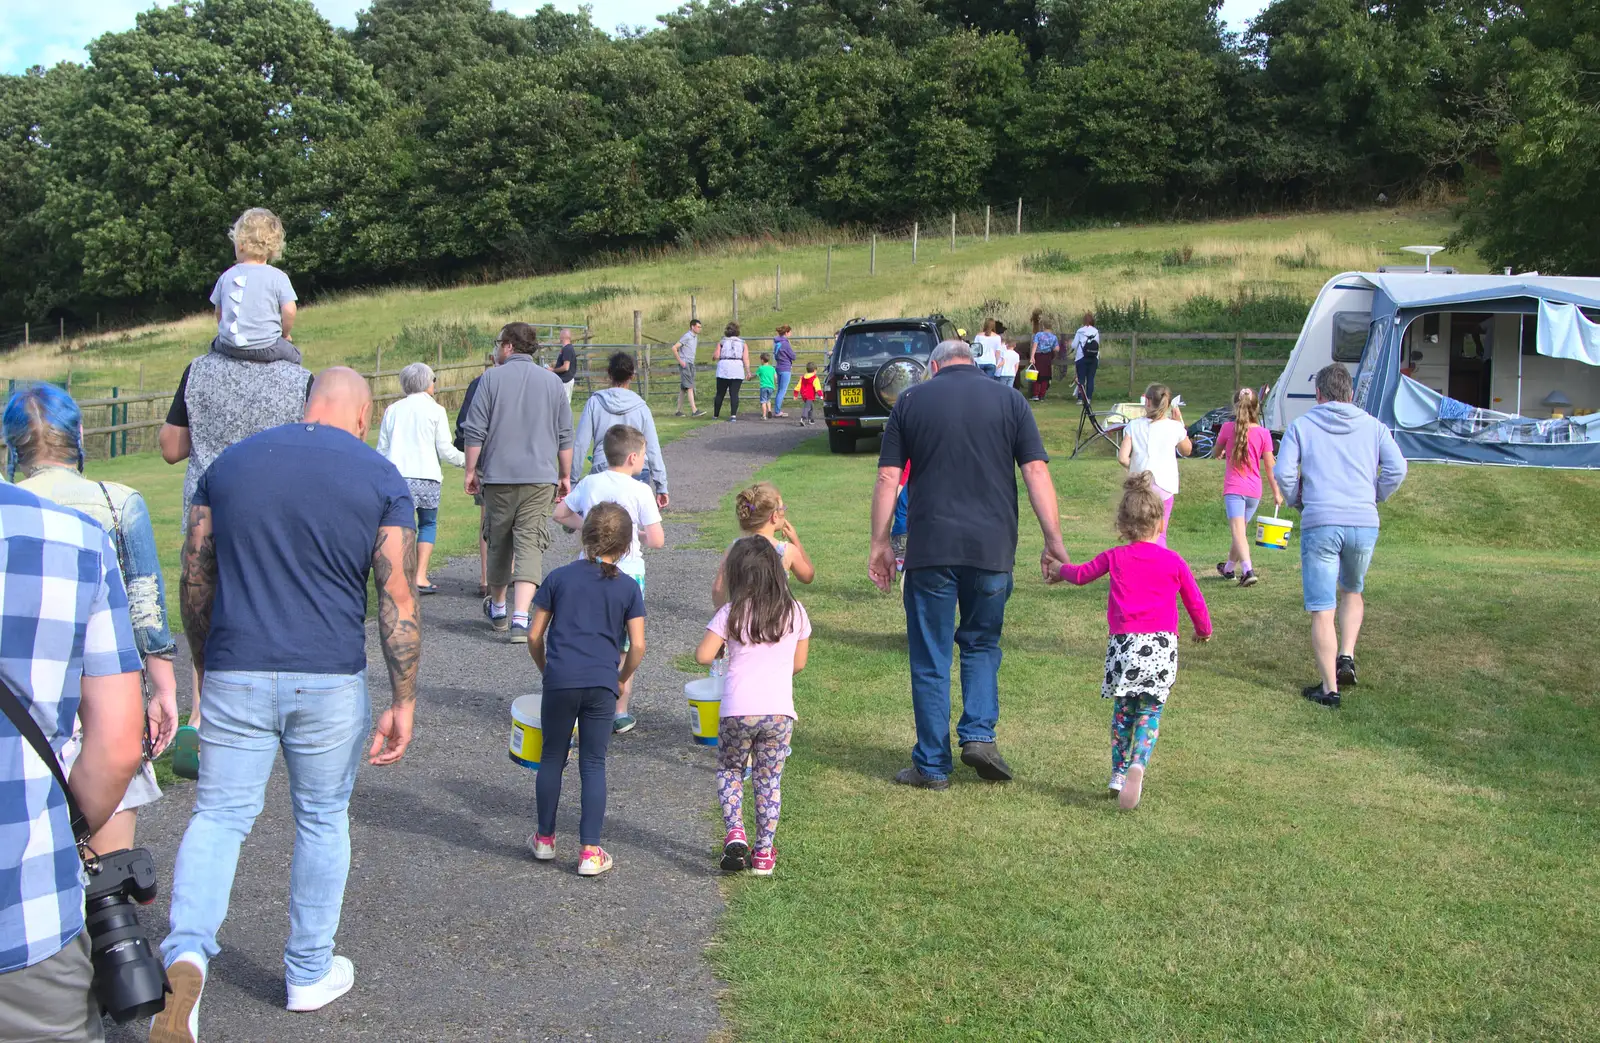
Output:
[902, 566, 1012, 779]
[162, 671, 370, 986]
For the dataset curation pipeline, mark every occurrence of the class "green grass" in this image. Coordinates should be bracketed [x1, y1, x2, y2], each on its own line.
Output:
[704, 412, 1600, 1041]
[3, 208, 1470, 405]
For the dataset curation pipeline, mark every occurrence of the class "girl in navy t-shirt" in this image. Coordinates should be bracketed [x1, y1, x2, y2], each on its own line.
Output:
[527, 502, 646, 877]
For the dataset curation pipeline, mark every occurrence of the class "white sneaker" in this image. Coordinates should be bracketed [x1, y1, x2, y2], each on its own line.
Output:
[528, 832, 556, 861]
[1119, 764, 1146, 810]
[1108, 772, 1126, 793]
[286, 955, 355, 1012]
[149, 952, 205, 1043]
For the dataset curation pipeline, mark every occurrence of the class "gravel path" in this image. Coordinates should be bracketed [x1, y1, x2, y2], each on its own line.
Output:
[110, 418, 820, 1043]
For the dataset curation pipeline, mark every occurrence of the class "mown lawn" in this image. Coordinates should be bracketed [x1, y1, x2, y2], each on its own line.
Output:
[703, 414, 1600, 1041]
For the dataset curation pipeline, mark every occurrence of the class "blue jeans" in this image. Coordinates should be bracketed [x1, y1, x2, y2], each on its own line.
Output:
[903, 566, 1012, 779]
[163, 671, 370, 986]
[774, 370, 792, 411]
[536, 686, 617, 845]
[1075, 356, 1098, 400]
[415, 506, 439, 544]
[979, 363, 996, 377]
[1300, 525, 1379, 612]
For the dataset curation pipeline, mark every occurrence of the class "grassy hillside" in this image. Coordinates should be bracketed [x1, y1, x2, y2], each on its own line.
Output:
[1, 209, 1470, 404]
[704, 417, 1600, 1042]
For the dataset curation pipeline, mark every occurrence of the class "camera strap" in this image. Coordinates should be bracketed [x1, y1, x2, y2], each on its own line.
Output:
[0, 677, 93, 852]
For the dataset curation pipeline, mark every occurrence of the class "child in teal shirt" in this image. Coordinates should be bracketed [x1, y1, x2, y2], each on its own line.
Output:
[756, 354, 777, 419]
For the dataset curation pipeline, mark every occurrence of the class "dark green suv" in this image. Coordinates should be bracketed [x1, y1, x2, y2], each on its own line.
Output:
[823, 315, 957, 453]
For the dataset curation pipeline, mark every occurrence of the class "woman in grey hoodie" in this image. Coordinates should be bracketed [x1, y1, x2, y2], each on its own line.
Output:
[573, 351, 669, 508]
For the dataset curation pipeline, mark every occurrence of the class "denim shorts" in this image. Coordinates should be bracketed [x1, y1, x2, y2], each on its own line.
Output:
[760, 387, 774, 404]
[1300, 525, 1379, 611]
[1223, 494, 1260, 521]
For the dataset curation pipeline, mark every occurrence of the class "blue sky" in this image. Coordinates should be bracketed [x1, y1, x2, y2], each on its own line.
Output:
[3, 0, 1272, 75]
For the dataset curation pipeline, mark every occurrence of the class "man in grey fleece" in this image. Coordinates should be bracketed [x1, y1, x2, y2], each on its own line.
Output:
[1275, 364, 1408, 707]
[461, 322, 574, 641]
[573, 351, 670, 509]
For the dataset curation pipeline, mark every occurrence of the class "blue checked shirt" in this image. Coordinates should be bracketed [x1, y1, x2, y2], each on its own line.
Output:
[0, 483, 142, 973]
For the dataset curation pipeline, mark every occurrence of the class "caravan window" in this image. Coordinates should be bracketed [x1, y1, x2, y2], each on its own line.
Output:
[1332, 311, 1370, 362]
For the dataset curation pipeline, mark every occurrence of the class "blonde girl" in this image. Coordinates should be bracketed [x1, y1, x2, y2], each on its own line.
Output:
[712, 481, 815, 607]
[1210, 387, 1284, 586]
[1118, 383, 1193, 548]
[1047, 473, 1213, 810]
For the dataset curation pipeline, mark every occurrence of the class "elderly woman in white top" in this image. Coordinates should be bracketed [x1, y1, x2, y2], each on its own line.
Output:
[377, 362, 466, 593]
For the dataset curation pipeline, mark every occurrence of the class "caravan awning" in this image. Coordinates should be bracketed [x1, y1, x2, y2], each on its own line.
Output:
[1366, 273, 1600, 310]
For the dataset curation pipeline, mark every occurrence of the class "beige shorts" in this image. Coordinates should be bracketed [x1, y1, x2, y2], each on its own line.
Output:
[0, 932, 102, 1042]
[481, 483, 556, 586]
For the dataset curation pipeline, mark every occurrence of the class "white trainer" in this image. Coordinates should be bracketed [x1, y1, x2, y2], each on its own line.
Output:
[1119, 764, 1146, 810]
[286, 955, 355, 1012]
[149, 952, 205, 1043]
[1108, 772, 1126, 793]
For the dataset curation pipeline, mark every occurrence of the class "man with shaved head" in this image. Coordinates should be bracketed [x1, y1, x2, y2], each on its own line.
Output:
[151, 367, 422, 1042]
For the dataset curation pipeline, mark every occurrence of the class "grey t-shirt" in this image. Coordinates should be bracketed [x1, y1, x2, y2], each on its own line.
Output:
[210, 262, 298, 349]
[677, 329, 699, 365]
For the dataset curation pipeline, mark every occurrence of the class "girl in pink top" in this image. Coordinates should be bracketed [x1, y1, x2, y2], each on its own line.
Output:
[1048, 473, 1212, 810]
[696, 536, 811, 876]
[1209, 387, 1284, 587]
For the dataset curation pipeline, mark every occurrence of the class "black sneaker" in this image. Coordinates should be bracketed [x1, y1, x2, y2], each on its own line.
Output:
[959, 740, 1014, 782]
[1301, 683, 1340, 708]
[1216, 562, 1235, 579]
[1336, 655, 1358, 687]
[1238, 569, 1258, 588]
[893, 766, 950, 791]
[483, 596, 509, 633]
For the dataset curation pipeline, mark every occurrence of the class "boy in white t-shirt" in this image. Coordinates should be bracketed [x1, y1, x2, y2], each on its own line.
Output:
[554, 424, 665, 733]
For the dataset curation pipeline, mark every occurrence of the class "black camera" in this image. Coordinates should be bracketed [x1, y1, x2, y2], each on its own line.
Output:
[82, 847, 171, 1023]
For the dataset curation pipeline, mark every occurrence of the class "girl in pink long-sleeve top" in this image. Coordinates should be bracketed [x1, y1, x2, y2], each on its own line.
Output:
[1048, 473, 1212, 810]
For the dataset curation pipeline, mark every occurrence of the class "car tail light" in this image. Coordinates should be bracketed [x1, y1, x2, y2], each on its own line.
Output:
[829, 418, 858, 428]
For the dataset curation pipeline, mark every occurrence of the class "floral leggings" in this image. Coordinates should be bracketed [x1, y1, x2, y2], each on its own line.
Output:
[1111, 694, 1165, 775]
[716, 715, 794, 853]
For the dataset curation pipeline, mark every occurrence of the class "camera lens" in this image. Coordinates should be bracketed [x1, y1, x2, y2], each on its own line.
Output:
[84, 891, 170, 1023]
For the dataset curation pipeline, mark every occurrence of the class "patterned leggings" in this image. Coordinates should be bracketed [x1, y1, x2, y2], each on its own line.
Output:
[716, 715, 794, 852]
[1111, 694, 1165, 775]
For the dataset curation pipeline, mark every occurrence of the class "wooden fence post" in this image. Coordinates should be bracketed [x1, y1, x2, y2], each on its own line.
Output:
[1234, 332, 1244, 394]
[870, 234, 876, 275]
[690, 294, 697, 322]
[633, 310, 645, 399]
[732, 281, 739, 323]
[1016, 197, 1023, 235]
[985, 206, 991, 242]
[437, 339, 444, 372]
[375, 341, 384, 378]
[59, 317, 64, 342]
[825, 246, 832, 289]
[775, 264, 781, 310]
[912, 222, 918, 264]
[138, 363, 144, 391]
[1128, 331, 1138, 399]
[23, 322, 27, 347]
[950, 211, 956, 251]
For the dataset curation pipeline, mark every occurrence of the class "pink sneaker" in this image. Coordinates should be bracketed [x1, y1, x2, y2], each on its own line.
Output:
[720, 828, 750, 872]
[528, 832, 556, 861]
[750, 848, 776, 877]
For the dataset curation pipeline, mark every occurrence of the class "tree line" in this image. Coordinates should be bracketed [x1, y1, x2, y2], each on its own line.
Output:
[0, 0, 1592, 327]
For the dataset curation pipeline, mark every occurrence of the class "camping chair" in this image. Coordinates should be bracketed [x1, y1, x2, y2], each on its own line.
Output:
[1071, 382, 1128, 458]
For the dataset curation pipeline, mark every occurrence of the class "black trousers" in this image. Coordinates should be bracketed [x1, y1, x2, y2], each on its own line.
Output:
[715, 377, 743, 417]
[1076, 356, 1099, 401]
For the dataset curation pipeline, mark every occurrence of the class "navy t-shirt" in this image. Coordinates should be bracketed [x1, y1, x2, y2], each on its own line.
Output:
[532, 559, 646, 694]
[194, 423, 415, 675]
[878, 363, 1049, 573]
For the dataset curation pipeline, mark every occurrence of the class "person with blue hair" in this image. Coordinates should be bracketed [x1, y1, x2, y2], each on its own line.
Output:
[7, 383, 180, 855]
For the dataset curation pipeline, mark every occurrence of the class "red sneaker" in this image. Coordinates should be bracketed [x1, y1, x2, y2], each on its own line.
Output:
[750, 848, 776, 877]
[720, 828, 750, 872]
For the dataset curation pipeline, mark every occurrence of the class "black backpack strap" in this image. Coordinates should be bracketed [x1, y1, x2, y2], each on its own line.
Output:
[0, 677, 92, 850]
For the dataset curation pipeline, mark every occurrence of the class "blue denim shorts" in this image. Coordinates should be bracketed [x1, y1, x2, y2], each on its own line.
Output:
[1300, 525, 1379, 611]
[1223, 494, 1260, 521]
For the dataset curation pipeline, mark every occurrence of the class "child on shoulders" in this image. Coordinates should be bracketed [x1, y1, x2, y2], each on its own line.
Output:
[1047, 472, 1212, 810]
[210, 208, 300, 363]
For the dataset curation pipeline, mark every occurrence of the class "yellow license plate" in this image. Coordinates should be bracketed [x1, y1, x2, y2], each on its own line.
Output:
[839, 387, 864, 406]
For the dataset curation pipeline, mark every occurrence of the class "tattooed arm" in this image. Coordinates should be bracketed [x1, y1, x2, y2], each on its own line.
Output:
[178, 505, 217, 676]
[369, 524, 421, 765]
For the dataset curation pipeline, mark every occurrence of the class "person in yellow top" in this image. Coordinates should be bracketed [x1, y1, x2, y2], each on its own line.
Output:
[795, 363, 823, 427]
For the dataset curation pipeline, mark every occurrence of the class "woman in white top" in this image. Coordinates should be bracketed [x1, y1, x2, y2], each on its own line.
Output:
[377, 362, 467, 592]
[1071, 311, 1101, 401]
[995, 339, 1021, 386]
[713, 322, 750, 421]
[972, 318, 1004, 377]
[1118, 382, 1193, 548]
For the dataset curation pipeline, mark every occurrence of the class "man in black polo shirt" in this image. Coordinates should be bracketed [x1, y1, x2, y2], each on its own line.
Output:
[870, 339, 1071, 788]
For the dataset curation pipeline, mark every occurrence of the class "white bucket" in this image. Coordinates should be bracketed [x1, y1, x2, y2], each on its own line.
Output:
[508, 694, 546, 771]
[1255, 509, 1296, 550]
[685, 676, 723, 747]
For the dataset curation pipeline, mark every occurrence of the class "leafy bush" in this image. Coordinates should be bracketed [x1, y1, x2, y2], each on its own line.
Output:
[383, 321, 496, 367]
[1173, 290, 1310, 332]
[521, 285, 633, 311]
[1093, 298, 1156, 331]
[1022, 250, 1082, 273]
[1161, 245, 1195, 267]
[673, 202, 824, 248]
